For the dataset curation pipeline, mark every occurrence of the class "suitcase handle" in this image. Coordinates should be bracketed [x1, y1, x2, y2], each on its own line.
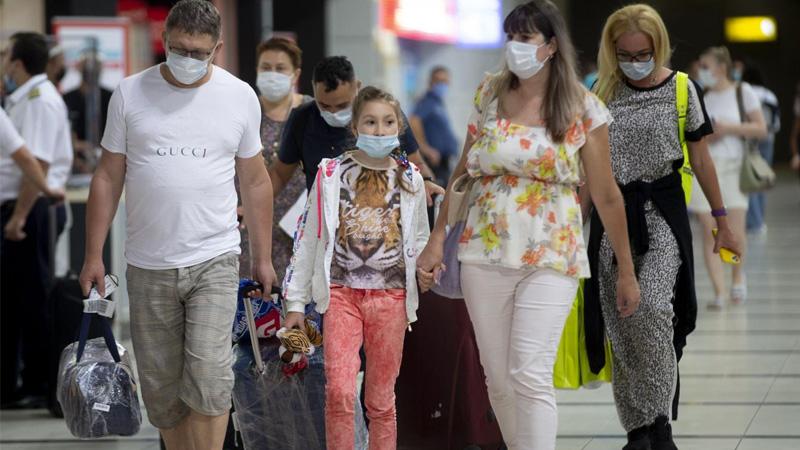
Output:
[240, 283, 281, 374]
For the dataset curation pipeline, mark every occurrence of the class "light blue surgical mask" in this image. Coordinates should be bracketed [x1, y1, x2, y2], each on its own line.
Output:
[431, 82, 448, 98]
[619, 60, 655, 81]
[3, 74, 18, 94]
[697, 68, 718, 89]
[320, 107, 352, 128]
[166, 51, 212, 85]
[732, 68, 743, 82]
[356, 133, 400, 159]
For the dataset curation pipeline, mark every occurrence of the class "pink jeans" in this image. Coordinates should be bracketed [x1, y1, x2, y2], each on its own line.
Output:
[324, 285, 408, 450]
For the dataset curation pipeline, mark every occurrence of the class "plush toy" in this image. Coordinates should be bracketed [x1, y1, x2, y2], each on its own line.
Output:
[276, 319, 323, 376]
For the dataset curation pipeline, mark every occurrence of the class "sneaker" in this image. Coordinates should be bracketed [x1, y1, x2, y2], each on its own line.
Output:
[623, 425, 651, 450]
[707, 296, 724, 310]
[649, 416, 678, 450]
[731, 283, 747, 305]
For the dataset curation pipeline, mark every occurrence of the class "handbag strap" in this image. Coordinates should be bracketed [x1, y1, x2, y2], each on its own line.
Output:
[735, 82, 748, 125]
[76, 312, 121, 363]
[735, 83, 757, 153]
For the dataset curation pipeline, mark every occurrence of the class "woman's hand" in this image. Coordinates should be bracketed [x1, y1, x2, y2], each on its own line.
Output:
[417, 267, 435, 293]
[616, 271, 641, 318]
[417, 230, 445, 273]
[713, 224, 741, 256]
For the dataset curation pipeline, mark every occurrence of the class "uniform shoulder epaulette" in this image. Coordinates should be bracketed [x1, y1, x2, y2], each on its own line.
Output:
[27, 88, 41, 100]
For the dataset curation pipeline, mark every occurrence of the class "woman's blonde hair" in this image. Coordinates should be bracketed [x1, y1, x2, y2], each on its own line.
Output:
[495, 0, 584, 143]
[595, 4, 671, 103]
[701, 46, 733, 81]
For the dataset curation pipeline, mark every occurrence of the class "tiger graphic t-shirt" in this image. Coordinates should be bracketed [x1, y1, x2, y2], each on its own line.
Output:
[330, 155, 406, 289]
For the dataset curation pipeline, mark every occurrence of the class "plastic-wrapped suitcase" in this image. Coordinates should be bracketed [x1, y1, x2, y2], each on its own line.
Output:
[231, 284, 367, 450]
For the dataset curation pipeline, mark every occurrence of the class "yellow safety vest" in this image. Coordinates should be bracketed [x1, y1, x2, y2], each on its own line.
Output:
[676, 71, 692, 204]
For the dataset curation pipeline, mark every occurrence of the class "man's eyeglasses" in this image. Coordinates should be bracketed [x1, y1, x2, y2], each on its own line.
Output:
[616, 51, 654, 63]
[168, 44, 216, 61]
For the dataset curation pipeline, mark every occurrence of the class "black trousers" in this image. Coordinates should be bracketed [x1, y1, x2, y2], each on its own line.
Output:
[1, 198, 66, 401]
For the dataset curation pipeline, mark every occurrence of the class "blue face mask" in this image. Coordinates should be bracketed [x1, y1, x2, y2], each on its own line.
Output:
[431, 82, 448, 98]
[3, 74, 18, 94]
[356, 133, 400, 159]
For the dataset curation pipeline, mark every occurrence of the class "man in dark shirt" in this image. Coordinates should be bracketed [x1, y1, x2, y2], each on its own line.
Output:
[271, 56, 443, 202]
[410, 66, 459, 186]
[62, 55, 112, 173]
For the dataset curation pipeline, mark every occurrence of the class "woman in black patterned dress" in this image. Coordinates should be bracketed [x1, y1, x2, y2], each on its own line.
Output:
[586, 4, 742, 450]
[238, 37, 312, 280]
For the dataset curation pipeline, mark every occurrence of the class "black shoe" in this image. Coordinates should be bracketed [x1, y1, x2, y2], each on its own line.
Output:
[623, 425, 651, 450]
[649, 416, 678, 450]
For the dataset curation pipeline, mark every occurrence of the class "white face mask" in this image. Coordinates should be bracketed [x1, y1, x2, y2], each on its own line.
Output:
[697, 68, 718, 89]
[320, 107, 352, 128]
[618, 60, 655, 81]
[166, 51, 213, 85]
[505, 40, 549, 80]
[257, 71, 293, 102]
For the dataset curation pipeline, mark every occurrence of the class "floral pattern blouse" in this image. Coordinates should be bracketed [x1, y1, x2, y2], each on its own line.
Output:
[457, 75, 612, 278]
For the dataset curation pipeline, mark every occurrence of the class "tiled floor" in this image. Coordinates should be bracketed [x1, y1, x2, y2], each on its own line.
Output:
[1, 175, 798, 449]
[556, 174, 800, 449]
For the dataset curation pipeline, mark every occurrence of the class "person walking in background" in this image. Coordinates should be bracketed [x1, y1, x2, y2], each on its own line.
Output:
[283, 86, 432, 450]
[417, 2, 640, 448]
[740, 63, 780, 235]
[237, 37, 312, 281]
[591, 5, 740, 449]
[410, 66, 459, 186]
[690, 46, 767, 308]
[1, 31, 73, 409]
[79, 1, 277, 448]
[62, 52, 113, 174]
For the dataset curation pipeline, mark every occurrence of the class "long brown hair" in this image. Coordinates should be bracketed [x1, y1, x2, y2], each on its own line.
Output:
[499, 0, 584, 143]
[350, 86, 415, 193]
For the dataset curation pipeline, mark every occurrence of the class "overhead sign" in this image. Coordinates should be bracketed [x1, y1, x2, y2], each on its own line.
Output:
[725, 16, 777, 43]
[380, 0, 502, 47]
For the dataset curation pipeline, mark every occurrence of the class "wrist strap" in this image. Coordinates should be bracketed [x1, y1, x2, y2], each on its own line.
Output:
[711, 207, 727, 218]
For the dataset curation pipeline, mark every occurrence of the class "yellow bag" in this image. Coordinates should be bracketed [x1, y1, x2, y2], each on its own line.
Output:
[553, 279, 613, 389]
[552, 288, 581, 389]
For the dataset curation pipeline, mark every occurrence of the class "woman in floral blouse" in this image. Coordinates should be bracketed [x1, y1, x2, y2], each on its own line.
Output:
[417, 1, 639, 449]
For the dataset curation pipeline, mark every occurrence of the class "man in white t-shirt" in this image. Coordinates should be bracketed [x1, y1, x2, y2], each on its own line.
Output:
[79, 1, 277, 447]
[1, 32, 73, 408]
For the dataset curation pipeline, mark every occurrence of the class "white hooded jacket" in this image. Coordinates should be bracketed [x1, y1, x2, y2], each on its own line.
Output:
[283, 153, 430, 323]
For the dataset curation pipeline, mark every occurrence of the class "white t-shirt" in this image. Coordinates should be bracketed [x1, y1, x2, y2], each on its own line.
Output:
[0, 75, 73, 202]
[703, 82, 761, 160]
[0, 107, 25, 158]
[101, 65, 263, 270]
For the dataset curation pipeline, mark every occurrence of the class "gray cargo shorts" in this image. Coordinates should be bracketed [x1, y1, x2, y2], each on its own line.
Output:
[127, 252, 239, 429]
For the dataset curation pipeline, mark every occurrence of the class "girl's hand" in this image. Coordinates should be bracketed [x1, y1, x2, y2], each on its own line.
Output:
[713, 225, 741, 256]
[616, 272, 641, 318]
[283, 312, 305, 330]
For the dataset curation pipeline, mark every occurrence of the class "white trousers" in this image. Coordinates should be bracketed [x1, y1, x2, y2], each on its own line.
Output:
[461, 264, 578, 450]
